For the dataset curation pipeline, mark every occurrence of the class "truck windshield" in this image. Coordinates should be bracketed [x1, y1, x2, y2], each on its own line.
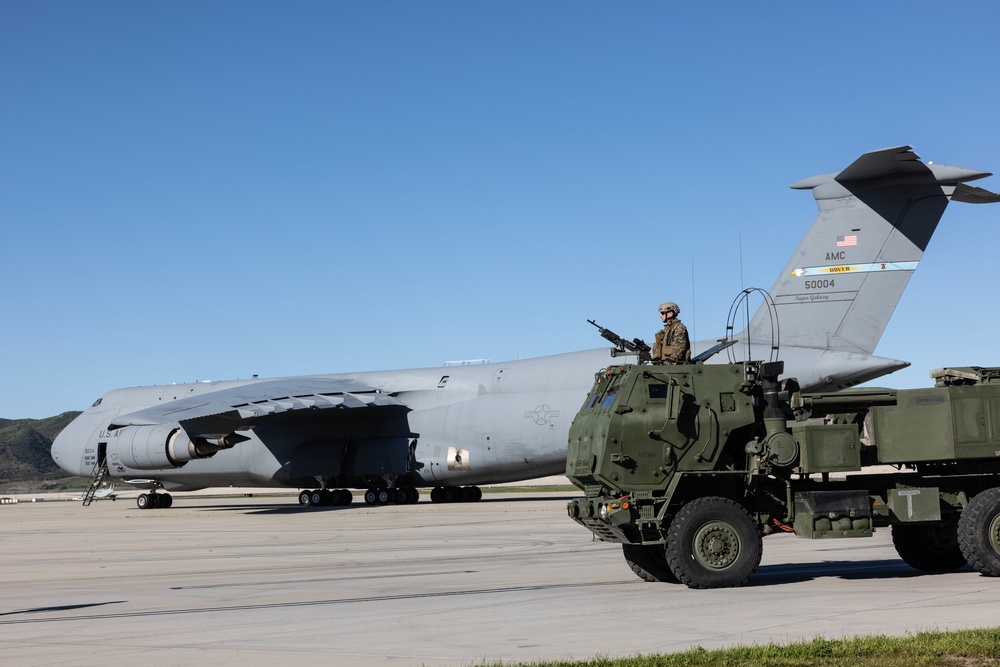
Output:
[585, 374, 626, 411]
[599, 387, 619, 409]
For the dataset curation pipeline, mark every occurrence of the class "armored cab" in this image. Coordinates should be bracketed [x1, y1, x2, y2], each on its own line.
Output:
[566, 361, 1000, 589]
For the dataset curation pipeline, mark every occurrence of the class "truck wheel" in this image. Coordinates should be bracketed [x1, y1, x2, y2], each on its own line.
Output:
[622, 544, 679, 583]
[892, 522, 966, 572]
[959, 488, 1000, 576]
[665, 497, 762, 589]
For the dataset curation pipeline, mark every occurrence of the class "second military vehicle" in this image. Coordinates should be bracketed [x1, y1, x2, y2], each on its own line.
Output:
[566, 358, 1000, 589]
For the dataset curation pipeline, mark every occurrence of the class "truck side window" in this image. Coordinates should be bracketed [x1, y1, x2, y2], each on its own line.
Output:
[647, 383, 668, 400]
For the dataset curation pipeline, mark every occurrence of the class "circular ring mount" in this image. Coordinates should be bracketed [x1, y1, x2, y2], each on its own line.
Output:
[725, 287, 779, 364]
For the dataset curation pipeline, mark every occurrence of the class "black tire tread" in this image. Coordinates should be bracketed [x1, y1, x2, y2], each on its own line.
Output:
[622, 543, 679, 583]
[665, 496, 762, 589]
[891, 522, 966, 572]
[958, 487, 1000, 577]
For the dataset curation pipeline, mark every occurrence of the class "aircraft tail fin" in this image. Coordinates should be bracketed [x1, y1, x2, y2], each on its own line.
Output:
[747, 145, 998, 354]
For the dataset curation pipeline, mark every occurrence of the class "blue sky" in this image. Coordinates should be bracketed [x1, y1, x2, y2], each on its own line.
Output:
[3, 2, 1000, 418]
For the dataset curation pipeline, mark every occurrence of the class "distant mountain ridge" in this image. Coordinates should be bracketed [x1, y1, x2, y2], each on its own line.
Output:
[0, 412, 81, 482]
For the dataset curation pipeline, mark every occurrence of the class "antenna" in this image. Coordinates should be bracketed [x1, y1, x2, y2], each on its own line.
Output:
[738, 232, 745, 291]
[690, 258, 696, 344]
[738, 232, 749, 340]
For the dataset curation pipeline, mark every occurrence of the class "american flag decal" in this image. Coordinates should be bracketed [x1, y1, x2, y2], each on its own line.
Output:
[836, 234, 858, 247]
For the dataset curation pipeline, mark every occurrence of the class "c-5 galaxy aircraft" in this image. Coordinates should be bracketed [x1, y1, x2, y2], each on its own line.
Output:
[52, 146, 999, 510]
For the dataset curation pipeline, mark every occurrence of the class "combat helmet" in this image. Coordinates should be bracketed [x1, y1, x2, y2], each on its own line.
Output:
[659, 301, 680, 316]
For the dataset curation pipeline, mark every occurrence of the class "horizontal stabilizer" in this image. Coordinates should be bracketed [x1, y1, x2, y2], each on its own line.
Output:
[952, 183, 1000, 204]
[835, 145, 919, 181]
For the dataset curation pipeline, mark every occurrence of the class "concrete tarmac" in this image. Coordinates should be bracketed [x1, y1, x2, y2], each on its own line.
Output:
[3, 492, 1000, 667]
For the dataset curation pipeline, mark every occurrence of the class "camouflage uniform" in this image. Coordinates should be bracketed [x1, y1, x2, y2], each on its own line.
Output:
[652, 318, 690, 364]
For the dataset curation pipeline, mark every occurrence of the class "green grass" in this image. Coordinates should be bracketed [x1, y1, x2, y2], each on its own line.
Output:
[479, 629, 1000, 666]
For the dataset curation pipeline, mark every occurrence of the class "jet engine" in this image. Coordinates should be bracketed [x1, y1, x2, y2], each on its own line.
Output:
[110, 424, 244, 470]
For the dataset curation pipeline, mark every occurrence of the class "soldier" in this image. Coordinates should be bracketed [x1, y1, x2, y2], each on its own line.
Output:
[652, 301, 690, 364]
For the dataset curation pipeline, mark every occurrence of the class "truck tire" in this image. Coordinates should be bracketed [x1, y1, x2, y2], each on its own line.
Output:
[891, 522, 966, 572]
[665, 496, 762, 589]
[622, 544, 679, 583]
[958, 488, 1000, 576]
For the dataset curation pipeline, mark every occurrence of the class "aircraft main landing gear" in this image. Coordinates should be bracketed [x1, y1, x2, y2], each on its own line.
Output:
[430, 486, 482, 503]
[136, 491, 172, 510]
[363, 487, 420, 506]
[299, 488, 354, 507]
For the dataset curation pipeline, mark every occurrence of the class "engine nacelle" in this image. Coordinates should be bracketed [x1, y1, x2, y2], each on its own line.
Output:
[110, 424, 241, 470]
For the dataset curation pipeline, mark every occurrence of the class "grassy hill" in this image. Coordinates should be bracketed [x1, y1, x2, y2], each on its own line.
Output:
[0, 412, 81, 484]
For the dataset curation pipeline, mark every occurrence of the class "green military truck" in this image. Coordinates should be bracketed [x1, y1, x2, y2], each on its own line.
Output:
[565, 361, 1000, 588]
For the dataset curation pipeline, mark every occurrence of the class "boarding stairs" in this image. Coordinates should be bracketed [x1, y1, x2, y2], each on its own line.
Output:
[82, 460, 109, 506]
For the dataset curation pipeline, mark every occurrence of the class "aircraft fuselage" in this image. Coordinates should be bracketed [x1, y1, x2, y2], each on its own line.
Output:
[51, 343, 908, 493]
[52, 348, 612, 491]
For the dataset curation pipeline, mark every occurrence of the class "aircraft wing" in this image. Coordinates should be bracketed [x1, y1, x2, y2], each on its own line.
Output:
[108, 377, 406, 437]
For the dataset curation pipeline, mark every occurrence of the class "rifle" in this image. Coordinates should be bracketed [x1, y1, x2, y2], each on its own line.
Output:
[587, 319, 652, 363]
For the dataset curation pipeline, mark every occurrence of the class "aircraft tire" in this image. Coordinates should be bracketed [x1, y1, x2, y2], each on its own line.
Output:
[377, 489, 393, 505]
[406, 487, 419, 504]
[136, 493, 150, 510]
[959, 487, 1000, 576]
[442, 487, 458, 502]
[159, 493, 173, 509]
[622, 543, 679, 583]
[298, 490, 311, 506]
[892, 521, 966, 572]
[310, 490, 327, 507]
[430, 487, 444, 503]
[665, 496, 762, 589]
[467, 486, 482, 502]
[364, 489, 378, 506]
[338, 489, 353, 506]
